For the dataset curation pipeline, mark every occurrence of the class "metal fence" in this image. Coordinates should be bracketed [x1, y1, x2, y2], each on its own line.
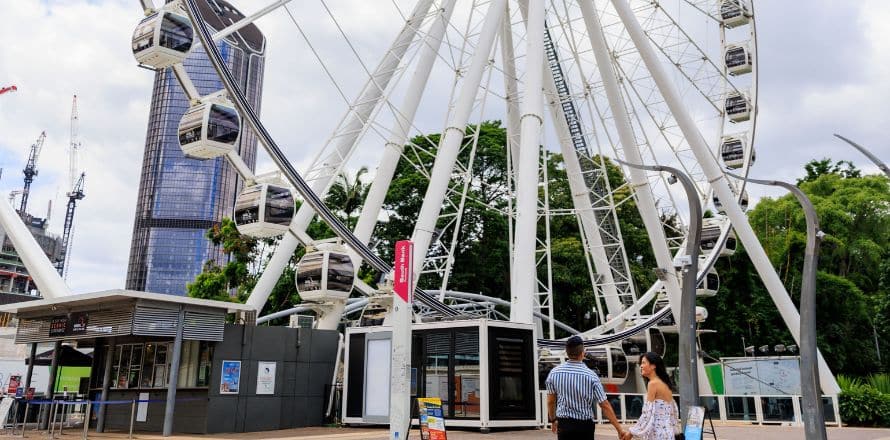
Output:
[538, 391, 842, 427]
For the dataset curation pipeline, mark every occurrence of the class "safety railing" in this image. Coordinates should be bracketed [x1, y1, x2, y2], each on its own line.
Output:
[1, 396, 204, 439]
[538, 391, 842, 427]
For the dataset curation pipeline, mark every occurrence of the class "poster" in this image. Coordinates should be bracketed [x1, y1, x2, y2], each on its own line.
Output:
[417, 397, 447, 440]
[7, 375, 20, 395]
[136, 392, 149, 422]
[683, 405, 705, 440]
[220, 360, 241, 394]
[256, 361, 276, 395]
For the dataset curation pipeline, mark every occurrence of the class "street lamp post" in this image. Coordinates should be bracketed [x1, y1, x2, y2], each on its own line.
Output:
[726, 172, 827, 440]
[833, 134, 890, 178]
[616, 159, 701, 425]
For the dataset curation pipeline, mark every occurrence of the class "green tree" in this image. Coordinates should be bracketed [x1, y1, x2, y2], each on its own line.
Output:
[704, 163, 889, 374]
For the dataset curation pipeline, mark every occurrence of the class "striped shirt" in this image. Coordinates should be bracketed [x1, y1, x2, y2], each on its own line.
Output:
[546, 360, 607, 420]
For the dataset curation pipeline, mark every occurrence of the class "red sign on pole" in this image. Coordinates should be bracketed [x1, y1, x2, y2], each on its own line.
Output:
[393, 240, 414, 304]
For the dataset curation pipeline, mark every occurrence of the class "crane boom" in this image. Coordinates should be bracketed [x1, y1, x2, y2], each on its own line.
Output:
[69, 95, 80, 191]
[0, 85, 17, 95]
[56, 172, 85, 277]
[20, 131, 46, 215]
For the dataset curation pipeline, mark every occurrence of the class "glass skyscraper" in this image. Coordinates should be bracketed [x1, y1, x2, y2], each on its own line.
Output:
[126, 0, 265, 295]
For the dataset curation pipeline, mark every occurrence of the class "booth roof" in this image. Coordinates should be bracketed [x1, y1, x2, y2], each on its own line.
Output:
[0, 289, 256, 315]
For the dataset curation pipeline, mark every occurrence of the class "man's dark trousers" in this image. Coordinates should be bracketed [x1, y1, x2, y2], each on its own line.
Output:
[557, 417, 596, 440]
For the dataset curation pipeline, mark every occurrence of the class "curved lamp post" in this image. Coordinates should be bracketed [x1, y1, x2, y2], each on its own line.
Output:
[833, 134, 890, 178]
[616, 158, 701, 425]
[726, 171, 827, 440]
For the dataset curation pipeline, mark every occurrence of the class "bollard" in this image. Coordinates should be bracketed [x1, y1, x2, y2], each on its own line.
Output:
[81, 401, 91, 440]
[128, 400, 136, 440]
[21, 403, 30, 438]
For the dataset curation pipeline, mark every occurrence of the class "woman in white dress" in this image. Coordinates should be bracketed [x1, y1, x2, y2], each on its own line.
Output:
[621, 352, 681, 440]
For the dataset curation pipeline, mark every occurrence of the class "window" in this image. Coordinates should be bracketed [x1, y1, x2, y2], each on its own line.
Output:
[106, 341, 213, 389]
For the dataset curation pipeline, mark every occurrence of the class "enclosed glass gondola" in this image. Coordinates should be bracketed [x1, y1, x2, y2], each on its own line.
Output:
[178, 100, 241, 159]
[713, 189, 749, 214]
[725, 44, 753, 75]
[725, 92, 752, 123]
[652, 294, 674, 328]
[132, 10, 193, 69]
[701, 218, 737, 257]
[296, 247, 355, 302]
[234, 184, 294, 238]
[720, 0, 751, 28]
[696, 264, 720, 297]
[622, 328, 665, 358]
[720, 135, 755, 169]
[583, 347, 628, 385]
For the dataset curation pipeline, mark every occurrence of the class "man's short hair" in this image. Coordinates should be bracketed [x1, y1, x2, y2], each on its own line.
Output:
[565, 335, 584, 358]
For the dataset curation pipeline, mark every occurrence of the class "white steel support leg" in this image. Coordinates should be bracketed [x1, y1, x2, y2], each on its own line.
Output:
[577, 0, 683, 323]
[409, 0, 507, 279]
[246, 0, 435, 319]
[510, 0, 546, 324]
[543, 76, 625, 317]
[499, 3, 521, 169]
[353, 0, 457, 249]
[0, 200, 71, 298]
[611, 0, 840, 394]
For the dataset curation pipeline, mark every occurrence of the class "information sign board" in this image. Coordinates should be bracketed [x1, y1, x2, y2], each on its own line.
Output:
[220, 360, 241, 394]
[417, 397, 448, 440]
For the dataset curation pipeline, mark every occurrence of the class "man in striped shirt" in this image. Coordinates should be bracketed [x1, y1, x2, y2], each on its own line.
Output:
[546, 336, 627, 439]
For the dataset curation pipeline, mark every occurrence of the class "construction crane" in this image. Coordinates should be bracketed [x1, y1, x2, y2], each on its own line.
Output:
[56, 95, 85, 277]
[20, 131, 46, 215]
[0, 85, 16, 96]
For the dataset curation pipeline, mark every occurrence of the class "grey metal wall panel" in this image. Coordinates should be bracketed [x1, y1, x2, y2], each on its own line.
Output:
[183, 309, 225, 341]
[133, 306, 179, 337]
[15, 309, 133, 343]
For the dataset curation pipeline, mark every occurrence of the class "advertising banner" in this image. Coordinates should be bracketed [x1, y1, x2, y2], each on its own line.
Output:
[7, 375, 20, 395]
[417, 397, 447, 440]
[393, 240, 414, 303]
[220, 360, 241, 394]
[256, 361, 276, 395]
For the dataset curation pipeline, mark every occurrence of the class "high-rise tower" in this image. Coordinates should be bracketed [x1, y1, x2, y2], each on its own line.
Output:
[126, 0, 265, 295]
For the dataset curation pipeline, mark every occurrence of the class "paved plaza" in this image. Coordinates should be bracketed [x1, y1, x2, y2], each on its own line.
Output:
[4, 424, 888, 440]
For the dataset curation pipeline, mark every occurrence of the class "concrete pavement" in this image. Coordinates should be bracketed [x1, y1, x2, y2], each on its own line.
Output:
[6, 424, 888, 439]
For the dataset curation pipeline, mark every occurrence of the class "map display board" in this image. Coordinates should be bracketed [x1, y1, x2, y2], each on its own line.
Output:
[723, 357, 800, 395]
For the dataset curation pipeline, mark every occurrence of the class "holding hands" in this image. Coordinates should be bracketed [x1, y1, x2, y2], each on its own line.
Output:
[619, 429, 633, 440]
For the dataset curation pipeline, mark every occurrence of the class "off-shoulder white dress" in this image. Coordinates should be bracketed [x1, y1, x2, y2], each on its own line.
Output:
[628, 399, 680, 440]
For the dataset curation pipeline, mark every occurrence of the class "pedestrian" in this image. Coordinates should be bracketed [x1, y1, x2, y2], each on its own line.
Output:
[546, 335, 628, 439]
[622, 352, 680, 440]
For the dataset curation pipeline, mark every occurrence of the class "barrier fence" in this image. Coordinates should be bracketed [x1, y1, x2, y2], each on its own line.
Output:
[538, 391, 842, 428]
[1, 396, 205, 439]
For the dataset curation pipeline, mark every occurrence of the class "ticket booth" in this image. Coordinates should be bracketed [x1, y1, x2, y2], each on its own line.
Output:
[342, 319, 538, 431]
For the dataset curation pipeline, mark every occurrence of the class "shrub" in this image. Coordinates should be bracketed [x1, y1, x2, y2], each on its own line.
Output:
[866, 373, 890, 395]
[836, 374, 864, 392]
[839, 385, 890, 427]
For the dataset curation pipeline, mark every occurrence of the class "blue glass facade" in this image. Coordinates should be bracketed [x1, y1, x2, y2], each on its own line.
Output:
[127, 1, 264, 295]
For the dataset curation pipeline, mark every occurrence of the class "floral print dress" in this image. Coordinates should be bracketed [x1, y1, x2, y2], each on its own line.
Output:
[628, 399, 680, 440]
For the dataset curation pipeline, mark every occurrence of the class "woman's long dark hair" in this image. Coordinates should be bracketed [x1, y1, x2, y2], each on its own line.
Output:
[641, 352, 673, 389]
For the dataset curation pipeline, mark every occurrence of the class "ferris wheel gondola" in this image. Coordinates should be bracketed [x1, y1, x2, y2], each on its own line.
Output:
[295, 246, 356, 303]
[234, 184, 294, 238]
[177, 99, 241, 159]
[132, 10, 194, 69]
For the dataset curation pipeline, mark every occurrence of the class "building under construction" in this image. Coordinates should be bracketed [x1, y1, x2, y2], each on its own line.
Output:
[0, 212, 63, 296]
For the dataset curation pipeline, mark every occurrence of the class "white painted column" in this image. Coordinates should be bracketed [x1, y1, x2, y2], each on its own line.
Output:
[246, 0, 435, 317]
[0, 200, 70, 298]
[610, 0, 839, 394]
[576, 0, 683, 322]
[409, 0, 508, 278]
[510, 0, 546, 324]
[353, 0, 457, 248]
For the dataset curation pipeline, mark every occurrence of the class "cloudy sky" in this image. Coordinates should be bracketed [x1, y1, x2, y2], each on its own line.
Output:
[0, 0, 887, 294]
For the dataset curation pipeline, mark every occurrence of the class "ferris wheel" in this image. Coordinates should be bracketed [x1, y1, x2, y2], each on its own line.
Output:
[129, 0, 839, 392]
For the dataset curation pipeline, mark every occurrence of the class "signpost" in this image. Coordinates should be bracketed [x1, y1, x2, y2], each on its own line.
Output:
[390, 240, 413, 440]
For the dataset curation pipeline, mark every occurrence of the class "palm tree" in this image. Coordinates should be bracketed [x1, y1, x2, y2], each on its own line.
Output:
[325, 166, 370, 229]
